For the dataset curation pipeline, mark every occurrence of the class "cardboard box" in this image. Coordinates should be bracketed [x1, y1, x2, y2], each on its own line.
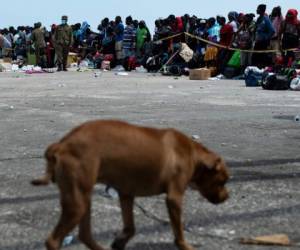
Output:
[189, 68, 211, 80]
[3, 57, 12, 63]
[67, 52, 78, 67]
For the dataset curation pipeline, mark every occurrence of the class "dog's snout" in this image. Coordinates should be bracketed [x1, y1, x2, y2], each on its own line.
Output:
[206, 188, 229, 205]
[220, 188, 229, 202]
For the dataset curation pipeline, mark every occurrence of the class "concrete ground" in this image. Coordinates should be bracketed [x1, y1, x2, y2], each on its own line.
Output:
[0, 70, 299, 250]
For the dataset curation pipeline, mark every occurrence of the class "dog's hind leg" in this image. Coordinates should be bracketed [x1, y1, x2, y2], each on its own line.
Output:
[45, 163, 93, 250]
[79, 199, 106, 250]
[111, 194, 135, 250]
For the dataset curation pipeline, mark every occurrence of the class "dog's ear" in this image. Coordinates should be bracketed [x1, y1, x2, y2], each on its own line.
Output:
[205, 157, 223, 172]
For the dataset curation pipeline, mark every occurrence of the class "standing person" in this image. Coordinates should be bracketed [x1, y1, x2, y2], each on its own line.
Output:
[0, 31, 12, 57]
[14, 26, 27, 60]
[31, 22, 46, 67]
[252, 4, 275, 68]
[54, 15, 73, 71]
[270, 6, 283, 60]
[228, 11, 239, 33]
[114, 16, 124, 67]
[217, 16, 234, 73]
[45, 24, 57, 68]
[194, 19, 207, 56]
[204, 17, 220, 67]
[278, 9, 300, 66]
[136, 20, 150, 58]
[123, 16, 136, 59]
[236, 14, 255, 70]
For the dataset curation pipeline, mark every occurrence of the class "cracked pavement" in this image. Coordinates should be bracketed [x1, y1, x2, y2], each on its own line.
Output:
[0, 70, 299, 250]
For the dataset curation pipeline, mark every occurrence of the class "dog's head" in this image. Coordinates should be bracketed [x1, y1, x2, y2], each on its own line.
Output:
[191, 143, 229, 205]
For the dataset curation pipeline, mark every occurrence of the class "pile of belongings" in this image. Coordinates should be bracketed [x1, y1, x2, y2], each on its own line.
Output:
[244, 66, 300, 91]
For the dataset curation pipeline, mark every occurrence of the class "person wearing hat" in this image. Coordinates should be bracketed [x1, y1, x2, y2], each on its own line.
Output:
[54, 15, 73, 71]
[31, 22, 46, 67]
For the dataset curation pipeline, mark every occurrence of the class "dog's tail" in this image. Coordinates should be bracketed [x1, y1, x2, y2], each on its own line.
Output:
[31, 143, 60, 186]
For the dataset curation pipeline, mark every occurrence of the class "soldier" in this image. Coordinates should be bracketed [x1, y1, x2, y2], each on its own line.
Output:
[54, 15, 73, 71]
[31, 22, 46, 68]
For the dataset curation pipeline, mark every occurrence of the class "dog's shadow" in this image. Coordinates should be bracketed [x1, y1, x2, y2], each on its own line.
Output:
[127, 242, 177, 250]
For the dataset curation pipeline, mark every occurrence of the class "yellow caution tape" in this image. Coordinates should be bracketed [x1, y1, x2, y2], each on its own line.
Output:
[154, 32, 183, 42]
[184, 32, 299, 53]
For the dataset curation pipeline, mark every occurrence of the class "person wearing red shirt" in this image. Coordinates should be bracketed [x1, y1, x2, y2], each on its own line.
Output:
[217, 16, 234, 73]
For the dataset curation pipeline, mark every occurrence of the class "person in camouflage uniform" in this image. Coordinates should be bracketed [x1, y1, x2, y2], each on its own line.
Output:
[31, 22, 46, 68]
[54, 16, 73, 71]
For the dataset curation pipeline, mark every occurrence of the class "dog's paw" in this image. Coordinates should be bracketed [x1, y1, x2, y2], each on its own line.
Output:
[111, 240, 125, 250]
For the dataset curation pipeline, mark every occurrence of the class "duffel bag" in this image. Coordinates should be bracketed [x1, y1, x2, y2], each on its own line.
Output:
[262, 73, 291, 90]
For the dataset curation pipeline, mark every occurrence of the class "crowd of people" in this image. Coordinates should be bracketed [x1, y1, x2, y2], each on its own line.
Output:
[1, 4, 300, 75]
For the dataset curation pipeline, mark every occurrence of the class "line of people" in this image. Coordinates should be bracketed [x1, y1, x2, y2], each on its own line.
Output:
[1, 4, 300, 74]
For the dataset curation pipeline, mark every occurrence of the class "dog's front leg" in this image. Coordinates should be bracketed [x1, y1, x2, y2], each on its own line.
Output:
[166, 188, 195, 250]
[111, 194, 135, 250]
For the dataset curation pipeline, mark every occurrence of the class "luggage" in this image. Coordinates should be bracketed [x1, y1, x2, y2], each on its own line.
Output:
[290, 77, 300, 91]
[262, 73, 291, 90]
[124, 56, 136, 71]
[27, 53, 36, 65]
[244, 67, 264, 87]
[223, 66, 240, 79]
[227, 50, 241, 68]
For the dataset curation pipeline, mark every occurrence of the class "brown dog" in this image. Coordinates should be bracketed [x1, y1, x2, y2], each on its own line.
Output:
[31, 120, 229, 250]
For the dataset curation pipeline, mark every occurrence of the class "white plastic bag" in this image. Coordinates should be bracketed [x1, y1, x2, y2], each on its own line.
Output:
[290, 77, 300, 91]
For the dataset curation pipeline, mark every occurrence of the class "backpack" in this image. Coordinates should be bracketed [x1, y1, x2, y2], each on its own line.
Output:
[245, 67, 264, 87]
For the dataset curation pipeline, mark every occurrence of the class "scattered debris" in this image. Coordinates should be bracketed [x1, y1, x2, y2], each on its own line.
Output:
[191, 135, 200, 140]
[295, 115, 300, 123]
[59, 102, 65, 107]
[62, 235, 74, 247]
[112, 65, 125, 72]
[11, 64, 19, 71]
[135, 66, 147, 73]
[104, 186, 119, 199]
[229, 230, 236, 235]
[115, 72, 129, 76]
[240, 234, 292, 246]
[94, 72, 101, 78]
